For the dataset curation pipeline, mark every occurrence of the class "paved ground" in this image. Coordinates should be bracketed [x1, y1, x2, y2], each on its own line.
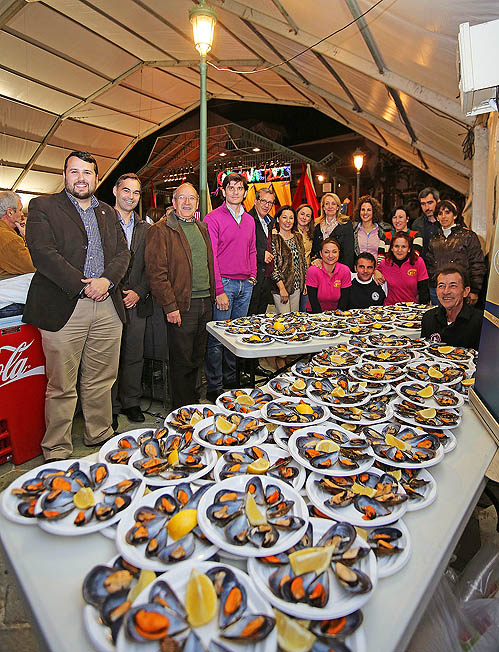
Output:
[0, 398, 498, 652]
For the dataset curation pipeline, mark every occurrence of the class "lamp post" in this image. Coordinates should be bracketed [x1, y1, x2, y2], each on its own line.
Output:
[353, 149, 364, 205]
[190, 0, 217, 218]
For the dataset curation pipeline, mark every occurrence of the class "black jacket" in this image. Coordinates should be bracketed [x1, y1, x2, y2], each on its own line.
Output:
[118, 215, 153, 319]
[420, 303, 483, 349]
[425, 224, 486, 293]
[311, 221, 355, 270]
[248, 206, 273, 277]
[412, 214, 440, 260]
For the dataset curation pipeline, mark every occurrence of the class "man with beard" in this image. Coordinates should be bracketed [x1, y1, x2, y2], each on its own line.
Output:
[413, 187, 441, 261]
[23, 151, 130, 461]
[111, 173, 151, 429]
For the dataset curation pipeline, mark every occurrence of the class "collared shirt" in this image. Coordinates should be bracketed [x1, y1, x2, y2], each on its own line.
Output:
[117, 211, 135, 249]
[421, 303, 483, 350]
[357, 224, 380, 257]
[226, 202, 244, 225]
[65, 190, 104, 278]
[258, 214, 269, 237]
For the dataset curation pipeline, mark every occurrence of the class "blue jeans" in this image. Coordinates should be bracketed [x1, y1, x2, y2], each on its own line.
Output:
[205, 277, 253, 391]
[0, 302, 24, 318]
[429, 287, 441, 306]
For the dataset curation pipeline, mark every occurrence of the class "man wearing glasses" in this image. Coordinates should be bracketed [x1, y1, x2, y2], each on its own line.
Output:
[204, 173, 257, 402]
[248, 187, 275, 315]
[145, 183, 215, 408]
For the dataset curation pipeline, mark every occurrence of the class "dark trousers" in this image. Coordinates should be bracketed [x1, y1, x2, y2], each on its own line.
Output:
[167, 297, 212, 409]
[112, 307, 147, 411]
[248, 272, 272, 315]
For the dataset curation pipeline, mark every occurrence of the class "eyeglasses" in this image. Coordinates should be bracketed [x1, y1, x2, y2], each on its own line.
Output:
[177, 195, 197, 201]
[258, 198, 274, 206]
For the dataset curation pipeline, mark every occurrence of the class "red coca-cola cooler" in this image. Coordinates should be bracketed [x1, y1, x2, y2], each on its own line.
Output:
[0, 320, 47, 464]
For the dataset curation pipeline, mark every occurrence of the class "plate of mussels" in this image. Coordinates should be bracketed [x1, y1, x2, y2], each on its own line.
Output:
[98, 428, 158, 466]
[83, 555, 143, 652]
[3, 459, 145, 535]
[306, 468, 408, 527]
[361, 519, 412, 579]
[116, 483, 218, 572]
[391, 398, 461, 430]
[197, 475, 309, 558]
[248, 517, 377, 620]
[128, 432, 218, 487]
[395, 382, 464, 410]
[365, 424, 445, 469]
[213, 444, 306, 490]
[192, 412, 269, 451]
[216, 388, 273, 416]
[287, 426, 374, 477]
[260, 397, 330, 427]
[115, 560, 277, 652]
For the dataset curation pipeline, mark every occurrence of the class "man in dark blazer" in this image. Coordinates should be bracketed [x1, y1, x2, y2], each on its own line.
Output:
[23, 151, 130, 462]
[111, 173, 151, 427]
[247, 187, 275, 315]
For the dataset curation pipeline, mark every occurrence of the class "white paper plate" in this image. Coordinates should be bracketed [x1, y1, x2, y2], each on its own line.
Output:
[306, 468, 408, 527]
[306, 386, 375, 409]
[365, 422, 446, 469]
[164, 404, 218, 428]
[363, 518, 412, 578]
[128, 445, 218, 487]
[216, 388, 271, 417]
[328, 404, 394, 426]
[391, 398, 461, 430]
[33, 462, 145, 536]
[115, 560, 276, 652]
[247, 517, 377, 619]
[115, 485, 218, 571]
[236, 334, 275, 346]
[192, 415, 269, 451]
[197, 475, 309, 558]
[98, 428, 153, 465]
[288, 426, 374, 477]
[213, 443, 306, 491]
[264, 375, 311, 400]
[405, 361, 465, 387]
[260, 396, 330, 427]
[360, 350, 417, 367]
[394, 382, 464, 410]
[403, 468, 438, 512]
[349, 365, 407, 384]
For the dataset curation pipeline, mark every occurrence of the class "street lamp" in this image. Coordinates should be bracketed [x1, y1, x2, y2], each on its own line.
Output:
[190, 0, 217, 218]
[353, 149, 364, 204]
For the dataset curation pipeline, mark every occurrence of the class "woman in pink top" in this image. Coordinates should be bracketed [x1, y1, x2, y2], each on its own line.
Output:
[377, 232, 429, 305]
[306, 237, 352, 312]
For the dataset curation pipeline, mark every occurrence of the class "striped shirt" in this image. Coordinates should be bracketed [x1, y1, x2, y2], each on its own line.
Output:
[65, 190, 104, 278]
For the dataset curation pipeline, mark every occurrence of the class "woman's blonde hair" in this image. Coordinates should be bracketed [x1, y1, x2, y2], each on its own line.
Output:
[320, 192, 349, 225]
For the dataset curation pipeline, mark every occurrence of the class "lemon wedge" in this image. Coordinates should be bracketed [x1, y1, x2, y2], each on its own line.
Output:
[385, 433, 411, 451]
[417, 385, 434, 399]
[296, 401, 313, 415]
[215, 415, 237, 434]
[127, 569, 156, 604]
[245, 494, 267, 525]
[291, 378, 306, 391]
[235, 394, 255, 407]
[418, 407, 436, 419]
[428, 366, 443, 379]
[372, 322, 383, 329]
[462, 378, 475, 386]
[329, 355, 346, 365]
[351, 482, 376, 497]
[185, 570, 217, 627]
[437, 345, 453, 354]
[167, 448, 179, 466]
[189, 411, 203, 426]
[388, 469, 402, 481]
[354, 526, 369, 541]
[316, 440, 340, 453]
[73, 487, 95, 510]
[378, 351, 391, 360]
[167, 509, 198, 540]
[274, 609, 316, 652]
[273, 321, 285, 331]
[368, 367, 385, 378]
[330, 386, 346, 398]
[247, 458, 271, 474]
[312, 365, 327, 374]
[289, 547, 333, 575]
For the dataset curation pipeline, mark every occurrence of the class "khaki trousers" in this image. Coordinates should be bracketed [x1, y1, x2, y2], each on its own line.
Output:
[40, 297, 122, 459]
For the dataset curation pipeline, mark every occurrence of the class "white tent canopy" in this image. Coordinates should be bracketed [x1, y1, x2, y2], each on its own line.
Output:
[1, 0, 498, 203]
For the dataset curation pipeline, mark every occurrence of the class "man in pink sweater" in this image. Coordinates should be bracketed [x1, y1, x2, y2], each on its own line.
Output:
[204, 173, 257, 402]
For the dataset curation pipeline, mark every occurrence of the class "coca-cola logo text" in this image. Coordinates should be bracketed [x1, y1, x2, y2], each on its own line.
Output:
[0, 340, 45, 389]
